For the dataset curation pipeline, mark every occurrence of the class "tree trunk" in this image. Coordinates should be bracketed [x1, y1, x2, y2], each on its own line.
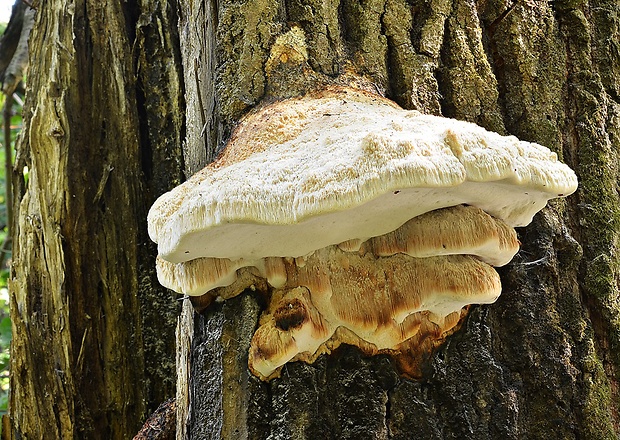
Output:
[8, 0, 619, 438]
[9, 0, 184, 438]
[175, 0, 620, 439]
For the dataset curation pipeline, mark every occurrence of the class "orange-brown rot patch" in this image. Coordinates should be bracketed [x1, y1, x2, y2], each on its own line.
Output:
[262, 257, 287, 288]
[250, 324, 297, 360]
[337, 238, 363, 253]
[296, 262, 332, 297]
[189, 294, 214, 314]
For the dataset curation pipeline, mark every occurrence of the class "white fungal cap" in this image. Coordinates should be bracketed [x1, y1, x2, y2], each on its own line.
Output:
[148, 87, 577, 264]
[155, 255, 288, 296]
[363, 205, 520, 266]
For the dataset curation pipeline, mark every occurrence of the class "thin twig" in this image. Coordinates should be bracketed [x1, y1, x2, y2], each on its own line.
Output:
[11, 93, 23, 107]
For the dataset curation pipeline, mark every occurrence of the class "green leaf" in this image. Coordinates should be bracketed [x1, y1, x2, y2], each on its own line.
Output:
[0, 270, 8, 288]
[0, 390, 8, 412]
[0, 317, 11, 347]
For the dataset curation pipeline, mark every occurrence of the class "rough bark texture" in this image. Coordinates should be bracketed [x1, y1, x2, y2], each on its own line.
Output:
[9, 0, 184, 438]
[175, 0, 620, 439]
[0, 1, 28, 92]
[134, 398, 177, 440]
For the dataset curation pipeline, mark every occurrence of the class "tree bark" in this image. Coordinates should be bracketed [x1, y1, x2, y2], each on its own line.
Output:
[9, 0, 184, 438]
[175, 0, 620, 439]
[8, 0, 620, 438]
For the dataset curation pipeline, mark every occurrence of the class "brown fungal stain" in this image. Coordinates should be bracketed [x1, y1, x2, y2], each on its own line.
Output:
[274, 298, 307, 331]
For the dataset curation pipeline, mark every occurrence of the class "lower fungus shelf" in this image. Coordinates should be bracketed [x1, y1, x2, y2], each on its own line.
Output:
[160, 205, 520, 381]
[247, 251, 501, 380]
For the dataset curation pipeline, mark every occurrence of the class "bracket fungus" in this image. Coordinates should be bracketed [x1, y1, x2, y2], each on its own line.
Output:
[148, 87, 578, 380]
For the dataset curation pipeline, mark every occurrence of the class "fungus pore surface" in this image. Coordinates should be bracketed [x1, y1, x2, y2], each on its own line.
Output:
[148, 87, 578, 380]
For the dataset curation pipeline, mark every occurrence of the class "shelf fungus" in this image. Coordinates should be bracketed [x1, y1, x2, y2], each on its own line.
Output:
[148, 87, 578, 380]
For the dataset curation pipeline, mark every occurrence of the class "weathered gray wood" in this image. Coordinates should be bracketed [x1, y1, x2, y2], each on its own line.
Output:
[176, 300, 194, 439]
[177, 0, 218, 174]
